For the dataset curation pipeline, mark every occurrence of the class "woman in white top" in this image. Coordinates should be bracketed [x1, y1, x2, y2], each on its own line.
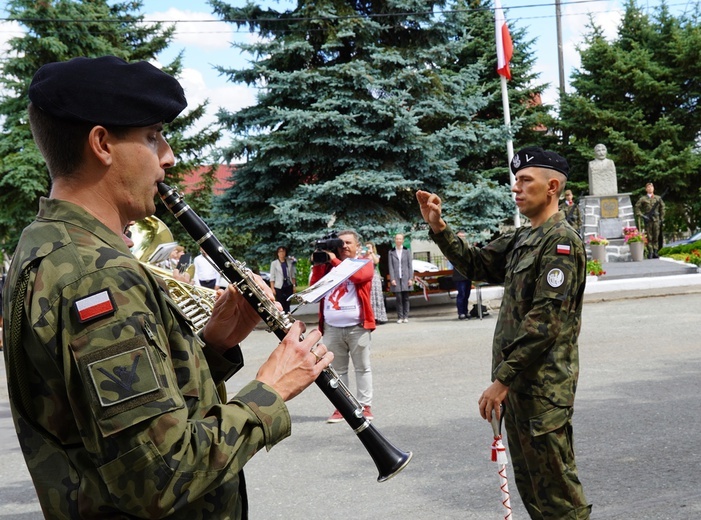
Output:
[269, 246, 296, 313]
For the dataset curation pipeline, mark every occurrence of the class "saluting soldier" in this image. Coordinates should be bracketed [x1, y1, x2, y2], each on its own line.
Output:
[634, 182, 665, 258]
[417, 146, 591, 519]
[1, 56, 332, 519]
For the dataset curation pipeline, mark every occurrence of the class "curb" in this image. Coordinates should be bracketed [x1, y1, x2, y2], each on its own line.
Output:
[288, 272, 701, 322]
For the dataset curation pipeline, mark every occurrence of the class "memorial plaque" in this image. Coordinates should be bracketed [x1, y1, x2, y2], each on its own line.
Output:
[599, 218, 623, 239]
[600, 197, 619, 218]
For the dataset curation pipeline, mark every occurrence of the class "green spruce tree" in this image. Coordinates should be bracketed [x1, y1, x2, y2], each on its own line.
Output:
[0, 0, 221, 256]
[558, 1, 701, 233]
[209, 0, 549, 259]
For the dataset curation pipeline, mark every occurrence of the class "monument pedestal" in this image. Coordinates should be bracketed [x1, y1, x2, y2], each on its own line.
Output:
[580, 194, 637, 262]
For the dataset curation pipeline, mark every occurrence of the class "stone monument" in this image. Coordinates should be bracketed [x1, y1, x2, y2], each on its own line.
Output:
[588, 143, 618, 196]
[580, 144, 636, 262]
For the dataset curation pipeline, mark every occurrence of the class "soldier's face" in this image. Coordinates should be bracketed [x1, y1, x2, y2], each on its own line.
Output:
[513, 168, 551, 219]
[110, 124, 175, 222]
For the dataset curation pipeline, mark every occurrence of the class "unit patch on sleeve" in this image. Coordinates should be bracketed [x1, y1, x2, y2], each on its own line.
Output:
[74, 289, 116, 323]
[87, 345, 161, 408]
[547, 268, 565, 288]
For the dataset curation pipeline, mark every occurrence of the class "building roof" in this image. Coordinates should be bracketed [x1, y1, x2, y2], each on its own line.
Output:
[181, 165, 235, 195]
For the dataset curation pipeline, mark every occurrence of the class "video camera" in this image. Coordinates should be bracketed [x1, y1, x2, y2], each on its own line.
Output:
[312, 232, 344, 264]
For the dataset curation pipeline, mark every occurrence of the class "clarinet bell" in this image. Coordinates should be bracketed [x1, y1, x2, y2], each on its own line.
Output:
[357, 424, 413, 482]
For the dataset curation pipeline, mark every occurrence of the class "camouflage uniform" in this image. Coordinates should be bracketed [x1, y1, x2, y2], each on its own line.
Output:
[431, 212, 591, 519]
[634, 194, 665, 257]
[559, 201, 582, 231]
[2, 198, 290, 519]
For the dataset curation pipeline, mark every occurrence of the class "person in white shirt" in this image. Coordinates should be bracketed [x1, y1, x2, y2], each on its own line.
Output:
[269, 245, 296, 313]
[193, 250, 220, 289]
[309, 230, 377, 423]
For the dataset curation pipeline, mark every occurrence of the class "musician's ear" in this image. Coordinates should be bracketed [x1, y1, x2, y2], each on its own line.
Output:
[87, 126, 113, 167]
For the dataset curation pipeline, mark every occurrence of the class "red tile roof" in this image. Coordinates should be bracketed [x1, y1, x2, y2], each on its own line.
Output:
[182, 165, 235, 195]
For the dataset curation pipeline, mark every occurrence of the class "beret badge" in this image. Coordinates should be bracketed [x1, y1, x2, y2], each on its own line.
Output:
[510, 146, 569, 178]
[512, 154, 521, 170]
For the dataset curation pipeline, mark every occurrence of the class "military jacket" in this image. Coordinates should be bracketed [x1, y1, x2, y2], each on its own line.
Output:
[635, 194, 665, 222]
[558, 201, 582, 230]
[431, 212, 586, 406]
[2, 198, 291, 519]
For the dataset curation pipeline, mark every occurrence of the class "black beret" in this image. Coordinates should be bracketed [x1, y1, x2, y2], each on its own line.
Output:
[510, 146, 569, 178]
[29, 56, 187, 126]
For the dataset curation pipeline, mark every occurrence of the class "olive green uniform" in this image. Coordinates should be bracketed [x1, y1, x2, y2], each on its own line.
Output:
[2, 198, 290, 519]
[559, 201, 582, 231]
[634, 194, 665, 257]
[431, 212, 591, 519]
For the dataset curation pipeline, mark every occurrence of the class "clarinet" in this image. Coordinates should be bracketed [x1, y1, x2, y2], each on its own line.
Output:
[157, 182, 412, 482]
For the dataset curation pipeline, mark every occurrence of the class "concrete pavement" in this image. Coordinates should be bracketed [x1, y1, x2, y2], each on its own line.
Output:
[1, 259, 700, 519]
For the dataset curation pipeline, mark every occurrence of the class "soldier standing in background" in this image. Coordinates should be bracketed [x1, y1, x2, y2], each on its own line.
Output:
[1, 56, 331, 519]
[417, 146, 591, 519]
[635, 182, 665, 258]
[559, 189, 582, 232]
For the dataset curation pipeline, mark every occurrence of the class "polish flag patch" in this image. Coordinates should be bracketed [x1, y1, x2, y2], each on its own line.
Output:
[74, 289, 116, 323]
[556, 244, 571, 255]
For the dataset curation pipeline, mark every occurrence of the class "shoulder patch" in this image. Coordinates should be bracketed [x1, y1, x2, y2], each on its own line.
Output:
[547, 268, 565, 288]
[87, 345, 160, 408]
[74, 289, 116, 323]
[556, 243, 571, 255]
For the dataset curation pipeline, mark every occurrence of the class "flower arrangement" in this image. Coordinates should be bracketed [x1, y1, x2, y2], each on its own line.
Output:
[623, 227, 646, 244]
[685, 250, 701, 266]
[588, 235, 609, 246]
[587, 259, 606, 276]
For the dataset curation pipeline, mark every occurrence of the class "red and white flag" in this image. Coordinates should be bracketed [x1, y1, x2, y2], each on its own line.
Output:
[74, 290, 115, 323]
[495, 0, 513, 80]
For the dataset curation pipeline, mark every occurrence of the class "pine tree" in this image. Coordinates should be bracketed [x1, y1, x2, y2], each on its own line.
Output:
[558, 1, 701, 233]
[209, 0, 549, 259]
[0, 0, 221, 256]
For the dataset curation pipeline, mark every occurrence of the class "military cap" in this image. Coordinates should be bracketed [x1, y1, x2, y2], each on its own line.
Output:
[510, 146, 569, 178]
[29, 56, 187, 126]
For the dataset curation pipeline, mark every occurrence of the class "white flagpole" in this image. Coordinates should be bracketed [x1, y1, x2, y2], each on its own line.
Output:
[500, 75, 520, 228]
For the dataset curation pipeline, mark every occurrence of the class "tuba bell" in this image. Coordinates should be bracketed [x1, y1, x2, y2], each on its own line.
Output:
[129, 216, 216, 333]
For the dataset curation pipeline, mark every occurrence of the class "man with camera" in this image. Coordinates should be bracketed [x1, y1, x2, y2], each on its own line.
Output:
[310, 230, 377, 423]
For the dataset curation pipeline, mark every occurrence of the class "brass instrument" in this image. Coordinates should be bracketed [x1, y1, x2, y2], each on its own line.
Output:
[130, 216, 178, 265]
[130, 216, 215, 333]
[158, 182, 413, 482]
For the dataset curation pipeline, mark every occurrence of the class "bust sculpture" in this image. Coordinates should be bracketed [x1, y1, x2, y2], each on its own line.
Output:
[588, 143, 618, 196]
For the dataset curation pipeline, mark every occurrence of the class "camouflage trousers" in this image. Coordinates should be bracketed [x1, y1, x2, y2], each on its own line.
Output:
[504, 393, 591, 519]
[644, 219, 661, 255]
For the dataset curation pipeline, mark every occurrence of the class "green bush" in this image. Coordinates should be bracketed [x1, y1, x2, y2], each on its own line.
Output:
[295, 256, 311, 290]
[586, 259, 606, 276]
[663, 251, 701, 266]
[659, 240, 701, 256]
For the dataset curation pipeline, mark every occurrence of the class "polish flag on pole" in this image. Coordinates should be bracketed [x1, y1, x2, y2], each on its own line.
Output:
[495, 0, 513, 80]
[494, 0, 520, 227]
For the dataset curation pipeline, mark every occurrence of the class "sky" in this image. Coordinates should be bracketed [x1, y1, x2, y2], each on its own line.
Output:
[135, 0, 628, 128]
[135, 0, 625, 130]
[0, 0, 693, 141]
